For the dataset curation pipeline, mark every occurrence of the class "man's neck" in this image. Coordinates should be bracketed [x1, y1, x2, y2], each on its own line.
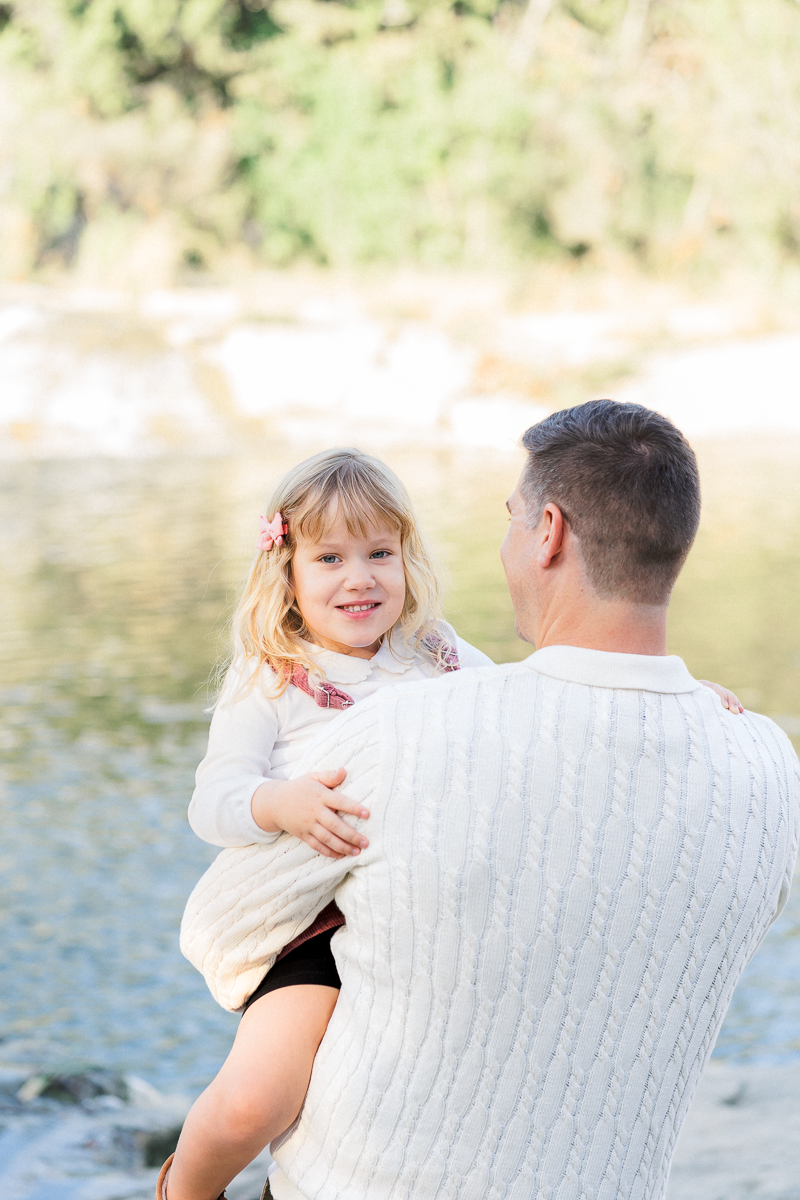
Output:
[533, 597, 669, 656]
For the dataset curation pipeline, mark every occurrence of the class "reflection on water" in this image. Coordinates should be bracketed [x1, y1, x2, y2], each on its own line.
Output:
[1, 442, 799, 1089]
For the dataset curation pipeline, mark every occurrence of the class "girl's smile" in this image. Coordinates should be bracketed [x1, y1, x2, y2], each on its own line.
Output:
[291, 511, 406, 658]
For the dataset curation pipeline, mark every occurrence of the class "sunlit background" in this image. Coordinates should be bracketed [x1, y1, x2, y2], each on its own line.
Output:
[1, 1, 800, 1195]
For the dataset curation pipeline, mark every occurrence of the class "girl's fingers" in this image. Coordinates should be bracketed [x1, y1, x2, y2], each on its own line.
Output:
[313, 823, 362, 857]
[312, 768, 347, 789]
[324, 792, 370, 821]
[303, 835, 344, 859]
[700, 681, 743, 714]
[319, 810, 368, 850]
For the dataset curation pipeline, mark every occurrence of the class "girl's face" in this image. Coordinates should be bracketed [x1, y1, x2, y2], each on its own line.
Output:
[291, 507, 406, 658]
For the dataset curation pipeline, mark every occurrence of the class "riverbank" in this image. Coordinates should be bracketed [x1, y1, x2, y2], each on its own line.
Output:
[1, 1045, 797, 1199]
[3, 275, 800, 461]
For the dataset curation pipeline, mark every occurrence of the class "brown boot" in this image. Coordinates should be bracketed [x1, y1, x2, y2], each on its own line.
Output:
[156, 1154, 227, 1200]
[156, 1155, 173, 1200]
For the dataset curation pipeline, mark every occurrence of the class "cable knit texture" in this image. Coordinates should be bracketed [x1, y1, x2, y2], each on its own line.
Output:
[191, 648, 799, 1200]
[188, 621, 490, 848]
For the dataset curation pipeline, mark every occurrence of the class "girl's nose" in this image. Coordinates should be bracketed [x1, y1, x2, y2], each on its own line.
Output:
[343, 563, 376, 591]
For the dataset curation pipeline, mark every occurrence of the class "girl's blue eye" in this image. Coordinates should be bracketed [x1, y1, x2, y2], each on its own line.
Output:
[320, 555, 340, 564]
[370, 550, 390, 559]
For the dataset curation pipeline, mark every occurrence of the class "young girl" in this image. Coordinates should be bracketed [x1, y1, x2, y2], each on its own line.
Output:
[159, 447, 742, 1200]
[159, 448, 492, 1200]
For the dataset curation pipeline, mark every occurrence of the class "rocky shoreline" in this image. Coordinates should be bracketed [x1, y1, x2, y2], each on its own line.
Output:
[0, 1041, 797, 1199]
[0, 1043, 273, 1200]
[668, 1060, 800, 1200]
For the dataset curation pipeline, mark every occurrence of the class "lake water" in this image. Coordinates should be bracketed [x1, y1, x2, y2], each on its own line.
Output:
[1, 439, 799, 1092]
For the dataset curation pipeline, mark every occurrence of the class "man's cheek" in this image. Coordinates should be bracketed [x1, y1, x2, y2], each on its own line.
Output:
[499, 529, 513, 574]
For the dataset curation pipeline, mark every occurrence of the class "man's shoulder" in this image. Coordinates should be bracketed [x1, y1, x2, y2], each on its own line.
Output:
[317, 658, 529, 742]
[290, 664, 523, 780]
[732, 707, 800, 771]
[698, 699, 800, 805]
[387, 656, 526, 704]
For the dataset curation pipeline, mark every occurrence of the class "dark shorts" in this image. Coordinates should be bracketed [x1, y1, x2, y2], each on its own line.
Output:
[242, 928, 342, 1014]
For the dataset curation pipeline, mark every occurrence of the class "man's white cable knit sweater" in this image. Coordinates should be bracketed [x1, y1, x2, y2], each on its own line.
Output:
[193, 647, 800, 1200]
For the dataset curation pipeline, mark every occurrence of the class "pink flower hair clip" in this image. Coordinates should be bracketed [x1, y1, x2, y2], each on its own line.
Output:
[257, 512, 288, 552]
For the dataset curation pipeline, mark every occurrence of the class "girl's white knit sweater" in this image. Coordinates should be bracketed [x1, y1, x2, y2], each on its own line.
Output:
[189, 646, 799, 1200]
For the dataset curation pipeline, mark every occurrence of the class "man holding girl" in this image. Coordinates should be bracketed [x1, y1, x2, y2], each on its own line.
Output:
[163, 400, 798, 1200]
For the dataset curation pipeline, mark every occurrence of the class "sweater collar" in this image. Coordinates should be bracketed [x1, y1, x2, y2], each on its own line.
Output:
[306, 631, 417, 685]
[524, 645, 702, 693]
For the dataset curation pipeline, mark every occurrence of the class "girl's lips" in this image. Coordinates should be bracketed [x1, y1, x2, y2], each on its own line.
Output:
[336, 602, 380, 619]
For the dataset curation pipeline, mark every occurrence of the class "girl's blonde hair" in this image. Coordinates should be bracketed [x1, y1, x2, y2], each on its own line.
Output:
[228, 448, 445, 695]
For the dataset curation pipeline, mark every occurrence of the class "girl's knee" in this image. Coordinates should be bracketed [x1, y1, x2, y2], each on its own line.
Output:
[213, 1082, 288, 1146]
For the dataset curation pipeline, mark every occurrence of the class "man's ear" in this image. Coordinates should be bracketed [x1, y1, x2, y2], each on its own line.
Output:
[537, 504, 566, 569]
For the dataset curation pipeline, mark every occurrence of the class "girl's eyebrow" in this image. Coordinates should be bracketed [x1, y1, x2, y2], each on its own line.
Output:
[310, 532, 400, 552]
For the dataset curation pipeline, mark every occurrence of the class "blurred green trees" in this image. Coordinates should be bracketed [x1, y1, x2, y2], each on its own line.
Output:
[1, 0, 799, 280]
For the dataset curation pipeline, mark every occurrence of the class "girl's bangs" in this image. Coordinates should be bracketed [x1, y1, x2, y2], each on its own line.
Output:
[292, 477, 408, 544]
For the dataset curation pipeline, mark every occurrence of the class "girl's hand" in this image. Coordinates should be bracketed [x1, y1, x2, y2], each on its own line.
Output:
[700, 680, 744, 714]
[251, 769, 370, 859]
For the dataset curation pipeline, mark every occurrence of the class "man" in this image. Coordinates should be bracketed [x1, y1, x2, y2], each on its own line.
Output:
[264, 400, 799, 1199]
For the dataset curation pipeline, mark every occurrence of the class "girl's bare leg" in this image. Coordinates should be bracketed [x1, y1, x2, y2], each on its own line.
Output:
[165, 985, 339, 1200]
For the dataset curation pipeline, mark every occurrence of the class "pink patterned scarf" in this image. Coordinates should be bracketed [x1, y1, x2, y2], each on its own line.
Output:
[287, 630, 460, 710]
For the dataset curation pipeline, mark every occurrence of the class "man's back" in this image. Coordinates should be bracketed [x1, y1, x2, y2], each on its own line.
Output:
[270, 648, 799, 1200]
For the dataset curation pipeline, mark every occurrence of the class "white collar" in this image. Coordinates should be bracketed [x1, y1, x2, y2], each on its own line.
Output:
[524, 645, 701, 693]
[306, 630, 418, 686]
